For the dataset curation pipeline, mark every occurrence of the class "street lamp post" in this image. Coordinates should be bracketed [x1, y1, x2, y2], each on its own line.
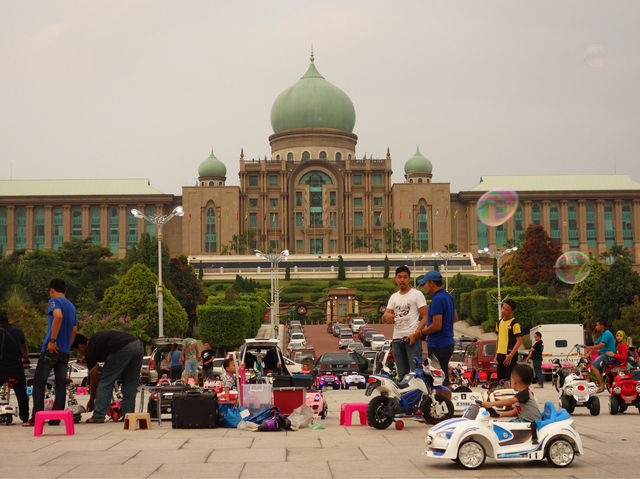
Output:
[404, 254, 425, 287]
[477, 246, 518, 323]
[131, 206, 184, 338]
[255, 249, 289, 338]
[433, 251, 462, 291]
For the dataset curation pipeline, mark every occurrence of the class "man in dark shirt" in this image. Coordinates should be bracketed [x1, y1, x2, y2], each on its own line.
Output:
[526, 331, 544, 388]
[0, 309, 30, 423]
[72, 331, 143, 423]
[200, 343, 215, 380]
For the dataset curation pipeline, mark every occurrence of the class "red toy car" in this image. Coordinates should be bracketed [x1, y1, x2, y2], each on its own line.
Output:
[315, 373, 340, 390]
[607, 368, 640, 414]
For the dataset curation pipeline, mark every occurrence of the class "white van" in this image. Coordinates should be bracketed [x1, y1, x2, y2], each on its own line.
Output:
[529, 324, 584, 378]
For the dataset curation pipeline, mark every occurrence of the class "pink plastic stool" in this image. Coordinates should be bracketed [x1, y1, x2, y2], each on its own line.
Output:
[34, 410, 75, 437]
[340, 402, 368, 426]
[76, 387, 88, 395]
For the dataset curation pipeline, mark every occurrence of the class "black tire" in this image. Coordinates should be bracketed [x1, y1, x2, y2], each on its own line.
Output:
[333, 385, 340, 390]
[422, 394, 455, 425]
[320, 403, 327, 419]
[588, 396, 600, 416]
[546, 438, 575, 467]
[619, 403, 628, 414]
[456, 440, 486, 469]
[560, 395, 575, 414]
[366, 396, 394, 429]
[609, 395, 619, 415]
[357, 383, 366, 390]
[148, 399, 157, 418]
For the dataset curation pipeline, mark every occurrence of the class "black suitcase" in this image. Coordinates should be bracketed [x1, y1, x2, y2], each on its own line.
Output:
[171, 390, 218, 428]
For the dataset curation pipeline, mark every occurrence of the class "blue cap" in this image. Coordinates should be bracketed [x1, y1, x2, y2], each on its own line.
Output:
[417, 270, 442, 286]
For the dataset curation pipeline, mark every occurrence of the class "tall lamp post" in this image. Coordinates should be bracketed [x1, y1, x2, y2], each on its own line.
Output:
[255, 249, 289, 338]
[404, 254, 425, 287]
[477, 246, 518, 323]
[433, 251, 462, 291]
[131, 205, 184, 338]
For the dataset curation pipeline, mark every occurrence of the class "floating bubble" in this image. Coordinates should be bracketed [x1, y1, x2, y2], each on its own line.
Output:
[476, 189, 519, 227]
[584, 45, 607, 68]
[554, 251, 591, 284]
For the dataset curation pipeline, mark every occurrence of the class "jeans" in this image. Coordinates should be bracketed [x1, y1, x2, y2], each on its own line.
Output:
[532, 360, 544, 386]
[93, 340, 143, 422]
[496, 353, 515, 381]
[31, 351, 69, 421]
[0, 366, 29, 422]
[184, 357, 198, 376]
[428, 344, 455, 386]
[170, 366, 183, 380]
[592, 354, 614, 371]
[391, 339, 423, 380]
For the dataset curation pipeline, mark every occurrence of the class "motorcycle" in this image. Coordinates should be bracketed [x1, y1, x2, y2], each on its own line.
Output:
[365, 356, 454, 429]
[552, 355, 599, 416]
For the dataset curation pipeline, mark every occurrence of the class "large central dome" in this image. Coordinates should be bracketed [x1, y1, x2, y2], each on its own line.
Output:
[270, 56, 356, 134]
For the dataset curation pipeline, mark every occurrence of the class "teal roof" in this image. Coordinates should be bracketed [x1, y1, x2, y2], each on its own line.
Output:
[404, 147, 433, 174]
[469, 175, 640, 192]
[198, 150, 226, 177]
[0, 179, 165, 196]
[270, 58, 356, 134]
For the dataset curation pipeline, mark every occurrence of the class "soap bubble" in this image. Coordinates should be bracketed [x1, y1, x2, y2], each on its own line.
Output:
[554, 251, 591, 284]
[476, 189, 519, 227]
[584, 45, 607, 68]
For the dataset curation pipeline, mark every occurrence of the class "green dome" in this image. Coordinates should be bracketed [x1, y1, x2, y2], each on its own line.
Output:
[198, 150, 226, 177]
[404, 147, 433, 174]
[270, 59, 356, 134]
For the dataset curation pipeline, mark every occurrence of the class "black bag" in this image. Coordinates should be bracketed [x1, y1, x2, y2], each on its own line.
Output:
[272, 375, 292, 388]
[171, 389, 218, 429]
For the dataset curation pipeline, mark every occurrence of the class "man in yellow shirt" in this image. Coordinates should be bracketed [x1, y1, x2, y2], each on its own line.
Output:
[494, 299, 522, 381]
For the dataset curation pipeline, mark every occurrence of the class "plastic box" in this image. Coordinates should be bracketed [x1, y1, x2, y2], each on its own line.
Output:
[291, 374, 314, 389]
[242, 384, 273, 416]
[273, 387, 305, 415]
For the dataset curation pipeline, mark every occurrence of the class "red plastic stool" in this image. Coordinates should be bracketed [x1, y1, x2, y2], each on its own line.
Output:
[34, 410, 75, 437]
[340, 402, 368, 426]
[76, 387, 88, 395]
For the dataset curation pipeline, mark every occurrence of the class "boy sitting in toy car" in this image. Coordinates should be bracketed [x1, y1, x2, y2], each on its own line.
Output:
[482, 364, 542, 423]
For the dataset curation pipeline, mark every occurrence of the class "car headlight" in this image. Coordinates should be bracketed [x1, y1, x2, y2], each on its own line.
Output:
[588, 385, 597, 393]
[613, 385, 622, 394]
[565, 387, 573, 394]
[636, 384, 640, 393]
[425, 435, 433, 446]
[436, 429, 454, 440]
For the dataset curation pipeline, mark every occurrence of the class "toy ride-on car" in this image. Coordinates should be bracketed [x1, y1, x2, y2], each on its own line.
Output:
[552, 357, 599, 415]
[425, 400, 584, 469]
[607, 367, 640, 415]
[341, 373, 366, 389]
[306, 390, 328, 419]
[315, 372, 340, 390]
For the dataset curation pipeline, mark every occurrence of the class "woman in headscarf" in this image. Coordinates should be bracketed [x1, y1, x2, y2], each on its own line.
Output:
[606, 330, 628, 368]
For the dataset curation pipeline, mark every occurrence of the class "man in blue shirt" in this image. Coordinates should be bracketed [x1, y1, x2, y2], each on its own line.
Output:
[418, 270, 456, 393]
[582, 319, 616, 393]
[25, 278, 77, 426]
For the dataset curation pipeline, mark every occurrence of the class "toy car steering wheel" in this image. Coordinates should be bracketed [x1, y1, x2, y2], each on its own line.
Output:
[475, 400, 500, 418]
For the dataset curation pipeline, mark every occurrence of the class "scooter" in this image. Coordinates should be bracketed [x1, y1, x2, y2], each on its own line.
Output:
[0, 379, 18, 425]
[365, 356, 453, 429]
[552, 354, 599, 416]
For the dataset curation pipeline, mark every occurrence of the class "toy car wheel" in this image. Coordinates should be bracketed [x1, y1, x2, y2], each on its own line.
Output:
[546, 438, 575, 467]
[456, 440, 486, 469]
[619, 403, 628, 414]
[609, 396, 619, 415]
[0, 415, 12, 425]
[320, 403, 327, 419]
[422, 394, 454, 425]
[333, 385, 340, 390]
[588, 396, 600, 416]
[560, 395, 575, 414]
[366, 396, 394, 429]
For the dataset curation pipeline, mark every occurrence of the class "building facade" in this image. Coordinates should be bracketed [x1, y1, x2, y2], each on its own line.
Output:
[1, 54, 639, 263]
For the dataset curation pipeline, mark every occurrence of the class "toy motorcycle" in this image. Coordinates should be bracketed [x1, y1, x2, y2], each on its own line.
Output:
[425, 400, 584, 469]
[552, 357, 599, 415]
[366, 356, 453, 429]
[0, 379, 18, 425]
[66, 386, 86, 423]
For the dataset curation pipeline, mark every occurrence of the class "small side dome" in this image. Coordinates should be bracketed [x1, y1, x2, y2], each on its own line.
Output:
[198, 150, 227, 178]
[404, 147, 433, 175]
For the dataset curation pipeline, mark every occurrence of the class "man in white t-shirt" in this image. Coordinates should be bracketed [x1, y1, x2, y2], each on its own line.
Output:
[382, 266, 428, 379]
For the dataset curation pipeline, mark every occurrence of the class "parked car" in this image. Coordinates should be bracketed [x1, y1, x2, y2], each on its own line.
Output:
[140, 356, 158, 385]
[338, 330, 354, 349]
[370, 334, 387, 351]
[289, 320, 302, 330]
[290, 347, 316, 364]
[333, 324, 347, 338]
[289, 332, 306, 345]
[454, 335, 478, 352]
[240, 338, 292, 374]
[315, 353, 360, 376]
[358, 325, 376, 342]
[347, 342, 365, 354]
[362, 350, 377, 375]
[348, 352, 369, 376]
[349, 317, 366, 333]
[289, 326, 303, 336]
[462, 340, 497, 378]
[363, 330, 378, 347]
[327, 321, 341, 334]
[68, 361, 89, 387]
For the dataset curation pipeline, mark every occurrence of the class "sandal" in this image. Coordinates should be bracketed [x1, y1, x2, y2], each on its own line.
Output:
[22, 420, 34, 427]
[85, 418, 105, 424]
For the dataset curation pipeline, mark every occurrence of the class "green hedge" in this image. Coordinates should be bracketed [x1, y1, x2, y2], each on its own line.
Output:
[197, 304, 250, 349]
[470, 289, 488, 325]
[536, 309, 581, 325]
[459, 292, 472, 320]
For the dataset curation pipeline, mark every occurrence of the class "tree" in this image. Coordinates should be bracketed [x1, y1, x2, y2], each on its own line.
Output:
[19, 249, 65, 305]
[337, 256, 346, 280]
[383, 222, 401, 253]
[502, 225, 561, 286]
[99, 263, 188, 338]
[492, 258, 498, 276]
[383, 255, 390, 279]
[353, 235, 368, 253]
[433, 261, 440, 271]
[285, 265, 291, 280]
[569, 257, 605, 322]
[444, 243, 458, 253]
[401, 229, 415, 253]
[592, 253, 640, 325]
[166, 255, 206, 336]
[120, 233, 169, 279]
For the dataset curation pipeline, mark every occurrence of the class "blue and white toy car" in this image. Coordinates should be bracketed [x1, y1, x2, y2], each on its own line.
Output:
[425, 401, 584, 469]
[341, 373, 366, 389]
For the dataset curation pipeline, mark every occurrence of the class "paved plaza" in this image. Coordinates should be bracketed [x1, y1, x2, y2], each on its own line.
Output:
[0, 386, 635, 479]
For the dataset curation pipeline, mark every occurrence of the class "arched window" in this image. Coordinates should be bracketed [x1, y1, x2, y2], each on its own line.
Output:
[549, 202, 560, 246]
[209, 181, 214, 187]
[201, 182, 204, 186]
[52, 207, 63, 250]
[145, 206, 156, 237]
[108, 207, 119, 254]
[71, 207, 82, 239]
[335, 152, 342, 161]
[127, 206, 137, 250]
[276, 154, 281, 161]
[34, 207, 45, 249]
[205, 207, 217, 252]
[347, 154, 352, 160]
[90, 207, 101, 243]
[586, 201, 596, 248]
[417, 178, 423, 184]
[319, 151, 327, 160]
[0, 208, 6, 254]
[219, 181, 223, 186]
[568, 202, 578, 248]
[302, 151, 310, 161]
[287, 152, 293, 162]
[15, 207, 26, 249]
[409, 179, 413, 183]
[417, 205, 429, 251]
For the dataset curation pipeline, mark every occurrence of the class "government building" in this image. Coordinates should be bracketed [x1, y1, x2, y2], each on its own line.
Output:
[1, 54, 640, 265]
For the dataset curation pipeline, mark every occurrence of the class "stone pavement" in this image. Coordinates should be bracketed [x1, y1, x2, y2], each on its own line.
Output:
[0, 386, 635, 479]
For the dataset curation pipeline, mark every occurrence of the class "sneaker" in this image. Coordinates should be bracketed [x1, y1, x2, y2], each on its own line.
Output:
[22, 420, 34, 427]
[534, 385, 543, 388]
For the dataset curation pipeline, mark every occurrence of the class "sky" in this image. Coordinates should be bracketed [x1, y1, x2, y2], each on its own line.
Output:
[1, 1, 639, 195]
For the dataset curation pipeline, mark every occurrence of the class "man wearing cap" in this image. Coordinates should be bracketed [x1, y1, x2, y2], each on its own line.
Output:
[418, 270, 456, 393]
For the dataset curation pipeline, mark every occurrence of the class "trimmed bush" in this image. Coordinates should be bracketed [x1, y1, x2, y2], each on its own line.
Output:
[536, 309, 580, 325]
[197, 304, 250, 349]
[459, 292, 472, 320]
[469, 289, 489, 325]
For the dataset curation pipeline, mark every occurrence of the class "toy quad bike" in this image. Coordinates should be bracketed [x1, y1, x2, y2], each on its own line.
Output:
[552, 356, 599, 416]
[0, 379, 18, 425]
[607, 367, 640, 415]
